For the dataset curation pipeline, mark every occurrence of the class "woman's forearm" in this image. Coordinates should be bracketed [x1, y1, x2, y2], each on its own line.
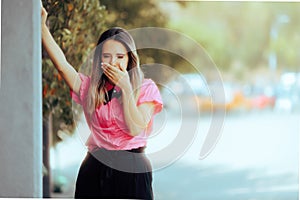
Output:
[42, 25, 68, 72]
[42, 25, 81, 94]
[121, 86, 153, 136]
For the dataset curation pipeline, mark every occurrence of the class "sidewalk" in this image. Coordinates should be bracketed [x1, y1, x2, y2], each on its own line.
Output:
[49, 111, 299, 199]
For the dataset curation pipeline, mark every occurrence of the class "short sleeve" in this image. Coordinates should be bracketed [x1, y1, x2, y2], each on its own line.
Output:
[137, 79, 163, 115]
[70, 73, 90, 105]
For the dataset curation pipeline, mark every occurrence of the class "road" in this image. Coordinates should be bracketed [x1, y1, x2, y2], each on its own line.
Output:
[50, 110, 299, 199]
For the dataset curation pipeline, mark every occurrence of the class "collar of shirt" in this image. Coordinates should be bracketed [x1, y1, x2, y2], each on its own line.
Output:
[104, 81, 122, 104]
[105, 81, 121, 93]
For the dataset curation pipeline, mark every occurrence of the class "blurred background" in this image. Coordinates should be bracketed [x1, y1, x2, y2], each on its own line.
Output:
[41, 0, 299, 199]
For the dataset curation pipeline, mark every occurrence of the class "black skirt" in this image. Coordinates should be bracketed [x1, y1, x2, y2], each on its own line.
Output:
[74, 147, 153, 199]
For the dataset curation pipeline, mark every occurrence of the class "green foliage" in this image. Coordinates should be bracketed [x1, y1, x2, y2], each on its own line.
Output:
[100, 0, 167, 29]
[164, 2, 300, 80]
[42, 0, 107, 144]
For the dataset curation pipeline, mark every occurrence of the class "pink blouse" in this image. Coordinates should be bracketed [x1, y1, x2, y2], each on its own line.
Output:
[71, 73, 163, 151]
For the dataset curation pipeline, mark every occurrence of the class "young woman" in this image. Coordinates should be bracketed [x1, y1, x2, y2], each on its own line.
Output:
[41, 7, 162, 200]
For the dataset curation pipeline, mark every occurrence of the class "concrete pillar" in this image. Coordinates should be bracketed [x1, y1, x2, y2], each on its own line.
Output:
[0, 0, 42, 197]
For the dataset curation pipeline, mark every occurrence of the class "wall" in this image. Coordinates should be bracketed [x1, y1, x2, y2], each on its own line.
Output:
[0, 0, 42, 197]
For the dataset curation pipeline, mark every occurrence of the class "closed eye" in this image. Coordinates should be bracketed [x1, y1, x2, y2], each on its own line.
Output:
[102, 54, 111, 58]
[117, 54, 125, 59]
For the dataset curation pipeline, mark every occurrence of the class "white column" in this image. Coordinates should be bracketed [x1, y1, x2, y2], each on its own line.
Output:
[0, 0, 42, 197]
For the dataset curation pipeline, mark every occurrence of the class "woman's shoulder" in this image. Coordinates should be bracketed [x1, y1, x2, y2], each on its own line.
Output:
[140, 78, 160, 94]
[70, 73, 91, 105]
[78, 73, 91, 94]
[78, 73, 91, 82]
[78, 73, 91, 88]
[137, 78, 163, 109]
[142, 78, 157, 87]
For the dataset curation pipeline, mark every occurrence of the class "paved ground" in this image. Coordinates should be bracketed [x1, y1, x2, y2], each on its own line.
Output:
[50, 110, 299, 199]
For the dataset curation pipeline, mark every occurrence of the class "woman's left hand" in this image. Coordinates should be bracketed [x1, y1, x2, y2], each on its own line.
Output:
[101, 62, 131, 90]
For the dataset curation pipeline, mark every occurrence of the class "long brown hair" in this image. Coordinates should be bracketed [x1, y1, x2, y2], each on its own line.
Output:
[86, 27, 144, 116]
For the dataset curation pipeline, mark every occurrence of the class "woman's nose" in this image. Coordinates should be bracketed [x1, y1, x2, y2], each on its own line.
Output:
[110, 57, 118, 66]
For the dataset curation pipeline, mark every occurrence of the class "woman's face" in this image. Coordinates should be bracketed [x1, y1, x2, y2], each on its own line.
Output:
[101, 39, 129, 71]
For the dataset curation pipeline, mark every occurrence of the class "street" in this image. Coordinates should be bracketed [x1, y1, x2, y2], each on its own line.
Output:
[51, 110, 299, 199]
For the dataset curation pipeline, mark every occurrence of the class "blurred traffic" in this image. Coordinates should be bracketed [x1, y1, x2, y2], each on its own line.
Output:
[161, 72, 300, 114]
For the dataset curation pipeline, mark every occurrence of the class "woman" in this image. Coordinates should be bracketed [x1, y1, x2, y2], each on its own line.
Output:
[41, 7, 162, 200]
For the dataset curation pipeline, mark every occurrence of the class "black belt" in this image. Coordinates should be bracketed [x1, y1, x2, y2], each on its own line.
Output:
[126, 146, 146, 153]
[91, 146, 146, 154]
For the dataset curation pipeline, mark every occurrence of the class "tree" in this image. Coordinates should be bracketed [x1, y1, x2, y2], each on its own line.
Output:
[41, 0, 107, 196]
[165, 1, 300, 82]
[100, 0, 166, 29]
[42, 0, 107, 144]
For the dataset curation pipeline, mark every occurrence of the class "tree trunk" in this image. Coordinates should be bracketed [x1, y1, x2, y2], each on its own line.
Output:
[43, 112, 53, 197]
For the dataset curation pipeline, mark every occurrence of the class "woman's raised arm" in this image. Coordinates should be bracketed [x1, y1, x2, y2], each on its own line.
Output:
[41, 7, 81, 95]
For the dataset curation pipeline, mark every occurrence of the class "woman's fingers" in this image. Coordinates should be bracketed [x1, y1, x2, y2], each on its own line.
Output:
[101, 62, 128, 86]
[101, 63, 120, 76]
[115, 62, 125, 72]
[101, 63, 117, 83]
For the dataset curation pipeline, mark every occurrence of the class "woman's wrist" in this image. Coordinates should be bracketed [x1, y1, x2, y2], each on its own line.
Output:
[42, 24, 49, 32]
[119, 77, 132, 93]
[121, 84, 133, 96]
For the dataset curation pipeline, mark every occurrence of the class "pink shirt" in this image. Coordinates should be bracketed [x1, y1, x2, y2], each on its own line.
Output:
[71, 73, 163, 151]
